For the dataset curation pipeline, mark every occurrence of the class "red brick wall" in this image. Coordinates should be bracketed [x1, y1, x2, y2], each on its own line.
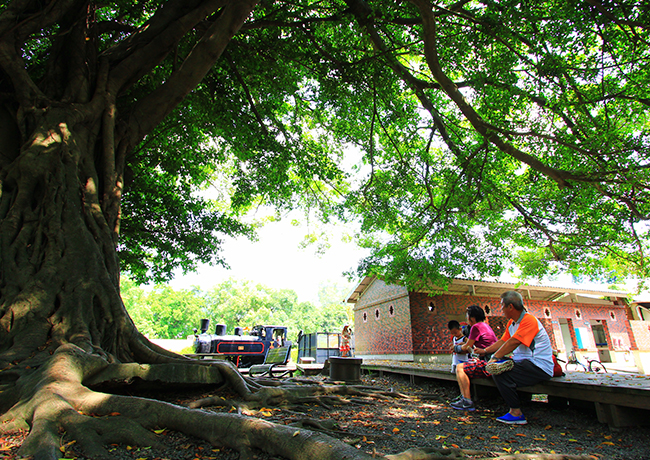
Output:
[529, 299, 629, 352]
[353, 279, 413, 356]
[487, 316, 508, 341]
[409, 293, 503, 354]
[354, 284, 633, 358]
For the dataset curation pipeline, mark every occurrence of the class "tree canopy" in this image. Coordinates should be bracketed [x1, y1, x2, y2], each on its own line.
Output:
[2, 1, 646, 291]
[71, 2, 650, 287]
[337, 0, 650, 289]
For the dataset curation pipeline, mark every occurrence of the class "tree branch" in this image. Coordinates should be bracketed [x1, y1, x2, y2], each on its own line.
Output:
[107, 0, 229, 97]
[228, 53, 269, 135]
[0, 0, 82, 42]
[0, 36, 43, 105]
[99, 0, 212, 63]
[0, 0, 89, 105]
[585, 0, 650, 33]
[126, 0, 258, 145]
[344, 0, 463, 160]
[507, 197, 562, 261]
[410, 0, 584, 189]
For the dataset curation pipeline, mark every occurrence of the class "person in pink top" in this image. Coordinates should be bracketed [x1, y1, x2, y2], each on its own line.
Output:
[450, 304, 498, 411]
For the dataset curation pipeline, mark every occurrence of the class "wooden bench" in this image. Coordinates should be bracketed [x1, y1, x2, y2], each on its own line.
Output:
[249, 345, 293, 378]
[361, 360, 650, 429]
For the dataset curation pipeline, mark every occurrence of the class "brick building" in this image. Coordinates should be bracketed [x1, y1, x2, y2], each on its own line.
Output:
[346, 277, 647, 370]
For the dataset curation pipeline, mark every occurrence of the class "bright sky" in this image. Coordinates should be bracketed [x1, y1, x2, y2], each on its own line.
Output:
[166, 206, 648, 304]
[169, 217, 370, 304]
[167, 218, 648, 303]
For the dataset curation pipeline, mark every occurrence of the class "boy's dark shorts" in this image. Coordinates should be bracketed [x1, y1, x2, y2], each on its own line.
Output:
[462, 358, 491, 379]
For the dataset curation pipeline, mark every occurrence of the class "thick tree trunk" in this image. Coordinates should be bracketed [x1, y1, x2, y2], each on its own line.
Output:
[1, 110, 135, 365]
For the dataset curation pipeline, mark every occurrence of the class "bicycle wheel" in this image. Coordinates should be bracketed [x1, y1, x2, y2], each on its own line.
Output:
[589, 360, 606, 373]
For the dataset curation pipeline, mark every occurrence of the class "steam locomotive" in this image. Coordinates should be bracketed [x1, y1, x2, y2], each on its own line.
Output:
[192, 319, 290, 367]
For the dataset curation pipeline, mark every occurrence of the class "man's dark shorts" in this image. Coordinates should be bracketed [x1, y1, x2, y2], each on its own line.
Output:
[462, 358, 491, 379]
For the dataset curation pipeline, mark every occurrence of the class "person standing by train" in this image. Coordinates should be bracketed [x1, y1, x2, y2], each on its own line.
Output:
[340, 325, 352, 357]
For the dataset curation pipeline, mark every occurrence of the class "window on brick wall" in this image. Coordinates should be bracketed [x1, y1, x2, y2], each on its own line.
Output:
[363, 312, 368, 322]
[388, 305, 395, 317]
[485, 305, 491, 314]
[609, 311, 616, 321]
[375, 308, 380, 320]
[575, 309, 582, 319]
[544, 308, 552, 319]
[428, 302, 436, 313]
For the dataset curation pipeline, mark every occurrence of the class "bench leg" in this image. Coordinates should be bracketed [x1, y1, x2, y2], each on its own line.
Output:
[595, 402, 650, 429]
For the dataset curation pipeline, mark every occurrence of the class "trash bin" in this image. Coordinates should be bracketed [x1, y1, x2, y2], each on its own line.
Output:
[329, 357, 362, 383]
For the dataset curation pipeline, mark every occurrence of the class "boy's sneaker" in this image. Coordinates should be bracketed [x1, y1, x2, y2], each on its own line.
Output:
[486, 358, 514, 376]
[450, 394, 463, 404]
[496, 412, 527, 425]
[450, 398, 475, 411]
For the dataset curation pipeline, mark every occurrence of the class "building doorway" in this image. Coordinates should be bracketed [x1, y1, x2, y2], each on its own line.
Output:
[558, 318, 573, 361]
[590, 320, 611, 363]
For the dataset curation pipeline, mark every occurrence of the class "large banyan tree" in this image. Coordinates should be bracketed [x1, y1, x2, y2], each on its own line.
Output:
[1, 0, 649, 459]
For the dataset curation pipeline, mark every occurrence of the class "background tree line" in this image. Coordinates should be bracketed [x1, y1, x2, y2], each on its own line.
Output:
[121, 277, 353, 341]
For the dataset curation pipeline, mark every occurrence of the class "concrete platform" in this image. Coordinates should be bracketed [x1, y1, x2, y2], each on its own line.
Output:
[296, 363, 324, 376]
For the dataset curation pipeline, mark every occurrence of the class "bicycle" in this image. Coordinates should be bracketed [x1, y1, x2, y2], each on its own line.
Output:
[558, 349, 607, 373]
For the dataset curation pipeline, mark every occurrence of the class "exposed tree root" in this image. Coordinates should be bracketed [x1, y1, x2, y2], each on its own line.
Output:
[0, 344, 383, 459]
[190, 379, 412, 412]
[287, 418, 391, 444]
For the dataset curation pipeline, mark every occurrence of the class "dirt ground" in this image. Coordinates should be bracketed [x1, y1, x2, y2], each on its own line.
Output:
[2, 372, 650, 459]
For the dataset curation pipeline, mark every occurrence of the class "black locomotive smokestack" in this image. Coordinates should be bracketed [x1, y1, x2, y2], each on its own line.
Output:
[199, 319, 210, 334]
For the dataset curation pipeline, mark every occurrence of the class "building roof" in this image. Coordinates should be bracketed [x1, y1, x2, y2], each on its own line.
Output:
[346, 276, 629, 305]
